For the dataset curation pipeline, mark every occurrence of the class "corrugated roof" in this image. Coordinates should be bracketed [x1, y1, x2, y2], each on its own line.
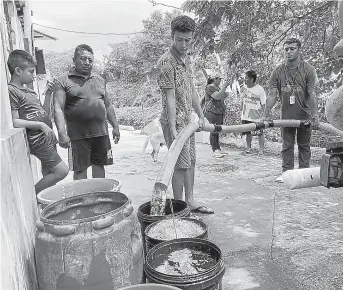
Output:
[33, 29, 57, 41]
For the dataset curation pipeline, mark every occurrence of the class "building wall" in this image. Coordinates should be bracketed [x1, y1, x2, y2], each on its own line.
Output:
[1, 129, 39, 290]
[0, 0, 13, 131]
[1, 1, 39, 289]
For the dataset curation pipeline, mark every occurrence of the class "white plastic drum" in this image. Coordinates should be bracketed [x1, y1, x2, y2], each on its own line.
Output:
[37, 178, 122, 207]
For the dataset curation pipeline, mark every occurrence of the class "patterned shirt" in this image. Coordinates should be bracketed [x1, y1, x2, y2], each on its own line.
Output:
[240, 84, 266, 121]
[55, 69, 108, 141]
[157, 46, 194, 127]
[269, 61, 317, 120]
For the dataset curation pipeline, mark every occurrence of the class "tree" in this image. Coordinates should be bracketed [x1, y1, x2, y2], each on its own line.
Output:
[44, 50, 104, 78]
[183, 0, 342, 88]
[182, 0, 342, 126]
[104, 10, 182, 108]
[104, 10, 180, 84]
[44, 50, 74, 78]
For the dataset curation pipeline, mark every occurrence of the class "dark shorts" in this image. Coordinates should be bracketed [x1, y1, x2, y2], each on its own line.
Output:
[241, 120, 264, 136]
[68, 135, 113, 172]
[205, 111, 224, 127]
[30, 134, 62, 170]
[161, 122, 196, 169]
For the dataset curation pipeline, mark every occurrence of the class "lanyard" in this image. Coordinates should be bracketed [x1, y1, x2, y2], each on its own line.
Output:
[286, 64, 300, 87]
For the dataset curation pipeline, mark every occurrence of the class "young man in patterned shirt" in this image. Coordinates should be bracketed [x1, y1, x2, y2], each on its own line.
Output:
[157, 15, 213, 214]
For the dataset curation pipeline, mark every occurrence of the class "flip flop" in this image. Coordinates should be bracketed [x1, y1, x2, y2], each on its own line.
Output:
[275, 174, 284, 183]
[191, 206, 214, 214]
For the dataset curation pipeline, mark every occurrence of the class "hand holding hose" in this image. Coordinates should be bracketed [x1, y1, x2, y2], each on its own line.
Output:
[197, 116, 205, 132]
[310, 115, 320, 130]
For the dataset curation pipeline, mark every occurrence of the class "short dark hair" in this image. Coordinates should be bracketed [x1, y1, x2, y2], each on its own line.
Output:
[74, 44, 94, 58]
[207, 77, 215, 85]
[245, 70, 257, 83]
[284, 38, 301, 48]
[171, 15, 195, 36]
[7, 49, 36, 75]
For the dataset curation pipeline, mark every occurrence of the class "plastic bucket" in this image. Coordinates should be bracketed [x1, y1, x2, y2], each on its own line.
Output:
[144, 238, 225, 290]
[37, 178, 122, 207]
[137, 199, 190, 255]
[36, 191, 144, 289]
[118, 284, 181, 290]
[145, 218, 208, 254]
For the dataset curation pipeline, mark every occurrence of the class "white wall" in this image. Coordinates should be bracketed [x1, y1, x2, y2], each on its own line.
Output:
[1, 129, 39, 290]
[1, 1, 39, 289]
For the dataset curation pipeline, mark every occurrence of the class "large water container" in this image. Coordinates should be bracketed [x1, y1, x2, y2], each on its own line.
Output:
[35, 191, 144, 290]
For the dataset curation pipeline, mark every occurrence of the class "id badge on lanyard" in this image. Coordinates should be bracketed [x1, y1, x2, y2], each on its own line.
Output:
[286, 83, 295, 105]
[289, 94, 295, 105]
[287, 69, 298, 106]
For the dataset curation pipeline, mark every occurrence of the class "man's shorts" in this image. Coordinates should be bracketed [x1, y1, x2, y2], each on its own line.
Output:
[68, 135, 113, 172]
[241, 120, 264, 136]
[161, 122, 196, 169]
[30, 133, 62, 170]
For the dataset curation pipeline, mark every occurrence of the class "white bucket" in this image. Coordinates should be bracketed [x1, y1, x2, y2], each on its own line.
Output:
[37, 178, 122, 207]
[283, 167, 321, 190]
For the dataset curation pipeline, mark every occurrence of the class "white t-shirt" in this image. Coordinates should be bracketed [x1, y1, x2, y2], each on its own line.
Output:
[240, 84, 266, 121]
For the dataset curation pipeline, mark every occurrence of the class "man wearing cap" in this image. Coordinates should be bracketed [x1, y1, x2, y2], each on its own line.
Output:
[203, 72, 230, 158]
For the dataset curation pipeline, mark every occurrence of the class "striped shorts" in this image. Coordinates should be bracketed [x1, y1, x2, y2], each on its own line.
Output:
[161, 122, 196, 169]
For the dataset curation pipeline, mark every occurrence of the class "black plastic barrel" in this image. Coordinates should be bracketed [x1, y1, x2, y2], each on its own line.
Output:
[144, 238, 225, 290]
[145, 218, 208, 254]
[137, 199, 190, 255]
[35, 191, 144, 290]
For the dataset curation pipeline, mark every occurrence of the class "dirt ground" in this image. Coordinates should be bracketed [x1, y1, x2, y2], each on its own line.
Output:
[57, 130, 343, 290]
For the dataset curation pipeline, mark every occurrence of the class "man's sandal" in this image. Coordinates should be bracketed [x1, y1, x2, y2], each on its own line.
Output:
[191, 206, 214, 214]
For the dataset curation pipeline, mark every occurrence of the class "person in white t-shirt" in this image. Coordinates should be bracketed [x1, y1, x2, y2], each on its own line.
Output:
[240, 70, 266, 154]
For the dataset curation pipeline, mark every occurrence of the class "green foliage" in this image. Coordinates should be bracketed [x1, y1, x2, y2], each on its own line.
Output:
[103, 10, 182, 110]
[115, 104, 160, 129]
[44, 50, 74, 78]
[103, 10, 181, 85]
[45, 50, 104, 78]
[43, 2, 342, 146]
[183, 0, 342, 89]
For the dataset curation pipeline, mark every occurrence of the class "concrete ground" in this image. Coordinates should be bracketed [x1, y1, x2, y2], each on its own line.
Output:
[57, 130, 343, 290]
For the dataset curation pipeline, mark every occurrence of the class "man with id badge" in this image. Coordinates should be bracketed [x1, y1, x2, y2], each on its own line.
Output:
[263, 38, 319, 183]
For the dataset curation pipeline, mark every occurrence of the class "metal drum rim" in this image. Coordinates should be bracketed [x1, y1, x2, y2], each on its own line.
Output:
[40, 191, 130, 225]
